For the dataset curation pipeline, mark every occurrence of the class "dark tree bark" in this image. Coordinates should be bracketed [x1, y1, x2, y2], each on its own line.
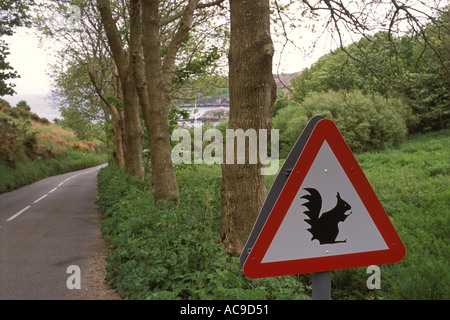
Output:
[219, 0, 277, 255]
[97, 0, 144, 178]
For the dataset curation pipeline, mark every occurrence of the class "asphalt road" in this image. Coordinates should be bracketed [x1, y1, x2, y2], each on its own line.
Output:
[0, 164, 109, 300]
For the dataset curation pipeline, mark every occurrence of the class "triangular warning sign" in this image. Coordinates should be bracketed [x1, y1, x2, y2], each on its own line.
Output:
[241, 117, 405, 279]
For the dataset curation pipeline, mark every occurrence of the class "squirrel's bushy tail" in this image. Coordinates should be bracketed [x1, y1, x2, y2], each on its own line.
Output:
[301, 188, 322, 240]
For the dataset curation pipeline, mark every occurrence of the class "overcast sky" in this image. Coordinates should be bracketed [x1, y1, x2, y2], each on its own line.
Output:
[2, 27, 59, 119]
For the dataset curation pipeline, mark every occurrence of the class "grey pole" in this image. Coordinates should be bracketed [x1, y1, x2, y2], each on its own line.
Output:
[312, 271, 331, 300]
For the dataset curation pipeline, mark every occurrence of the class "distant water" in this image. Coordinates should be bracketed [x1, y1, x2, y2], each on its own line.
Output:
[3, 94, 229, 127]
[4, 94, 60, 120]
[180, 105, 229, 127]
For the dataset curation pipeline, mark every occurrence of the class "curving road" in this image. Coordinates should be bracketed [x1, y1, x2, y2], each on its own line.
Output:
[0, 164, 114, 300]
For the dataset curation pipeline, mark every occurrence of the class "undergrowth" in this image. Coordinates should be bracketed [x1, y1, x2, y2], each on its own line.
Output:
[0, 151, 108, 193]
[97, 165, 309, 300]
[97, 129, 449, 300]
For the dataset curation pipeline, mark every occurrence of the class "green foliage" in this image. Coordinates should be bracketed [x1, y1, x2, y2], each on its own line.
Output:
[0, 150, 107, 193]
[0, 0, 34, 36]
[59, 105, 103, 140]
[52, 61, 107, 141]
[355, 129, 449, 299]
[168, 107, 190, 137]
[0, 107, 107, 193]
[273, 90, 410, 157]
[272, 91, 292, 118]
[290, 20, 450, 134]
[97, 164, 309, 300]
[0, 97, 11, 109]
[173, 46, 221, 88]
[0, 0, 35, 96]
[0, 110, 28, 167]
[97, 129, 449, 300]
[16, 100, 30, 111]
[0, 40, 19, 96]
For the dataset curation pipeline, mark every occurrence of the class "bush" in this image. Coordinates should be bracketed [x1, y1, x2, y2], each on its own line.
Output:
[0, 112, 27, 167]
[23, 131, 39, 160]
[0, 109, 108, 192]
[273, 90, 411, 157]
[73, 142, 84, 152]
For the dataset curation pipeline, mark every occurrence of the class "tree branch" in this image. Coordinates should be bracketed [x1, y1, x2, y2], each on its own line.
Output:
[162, 0, 201, 95]
[96, 0, 127, 78]
[159, 0, 225, 27]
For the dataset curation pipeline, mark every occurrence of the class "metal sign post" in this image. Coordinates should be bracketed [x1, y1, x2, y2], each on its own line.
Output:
[312, 271, 331, 300]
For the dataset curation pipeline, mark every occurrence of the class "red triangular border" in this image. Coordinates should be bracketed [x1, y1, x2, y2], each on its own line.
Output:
[243, 119, 405, 278]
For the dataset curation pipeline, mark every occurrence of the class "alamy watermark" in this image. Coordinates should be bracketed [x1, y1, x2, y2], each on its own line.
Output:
[366, 265, 381, 290]
[65, 264, 380, 292]
[40, 5, 81, 31]
[171, 128, 279, 175]
[66, 265, 81, 290]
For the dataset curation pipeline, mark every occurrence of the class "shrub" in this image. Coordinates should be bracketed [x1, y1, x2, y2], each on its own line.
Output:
[273, 90, 411, 157]
[0, 112, 27, 167]
[73, 142, 83, 152]
[38, 117, 50, 125]
[80, 140, 95, 152]
[23, 131, 39, 160]
[29, 112, 40, 121]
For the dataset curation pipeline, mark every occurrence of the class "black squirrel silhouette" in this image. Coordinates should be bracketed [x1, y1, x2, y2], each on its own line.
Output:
[301, 188, 352, 245]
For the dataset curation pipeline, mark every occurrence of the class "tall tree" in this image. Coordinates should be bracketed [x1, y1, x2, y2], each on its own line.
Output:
[129, 0, 225, 204]
[37, 1, 127, 170]
[97, 0, 144, 178]
[219, 0, 277, 255]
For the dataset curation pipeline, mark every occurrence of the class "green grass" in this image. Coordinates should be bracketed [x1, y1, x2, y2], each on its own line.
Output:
[96, 129, 449, 300]
[353, 130, 449, 299]
[0, 151, 108, 193]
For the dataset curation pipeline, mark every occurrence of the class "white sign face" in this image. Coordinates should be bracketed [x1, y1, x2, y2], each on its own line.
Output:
[261, 141, 388, 263]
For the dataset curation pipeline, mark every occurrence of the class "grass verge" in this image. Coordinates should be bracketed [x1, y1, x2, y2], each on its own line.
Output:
[0, 151, 108, 193]
[96, 129, 449, 300]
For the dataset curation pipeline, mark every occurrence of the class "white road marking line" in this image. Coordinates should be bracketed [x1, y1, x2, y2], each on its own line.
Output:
[3, 168, 100, 225]
[33, 194, 48, 204]
[7, 205, 31, 222]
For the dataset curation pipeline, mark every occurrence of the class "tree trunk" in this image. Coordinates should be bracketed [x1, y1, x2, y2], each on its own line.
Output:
[97, 0, 144, 178]
[112, 108, 125, 170]
[133, 0, 203, 204]
[121, 68, 144, 178]
[88, 69, 125, 170]
[219, 0, 277, 256]
[128, 0, 179, 203]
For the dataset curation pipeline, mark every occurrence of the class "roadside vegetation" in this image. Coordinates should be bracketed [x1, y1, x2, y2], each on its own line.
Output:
[96, 129, 449, 300]
[94, 8, 449, 299]
[0, 99, 107, 193]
